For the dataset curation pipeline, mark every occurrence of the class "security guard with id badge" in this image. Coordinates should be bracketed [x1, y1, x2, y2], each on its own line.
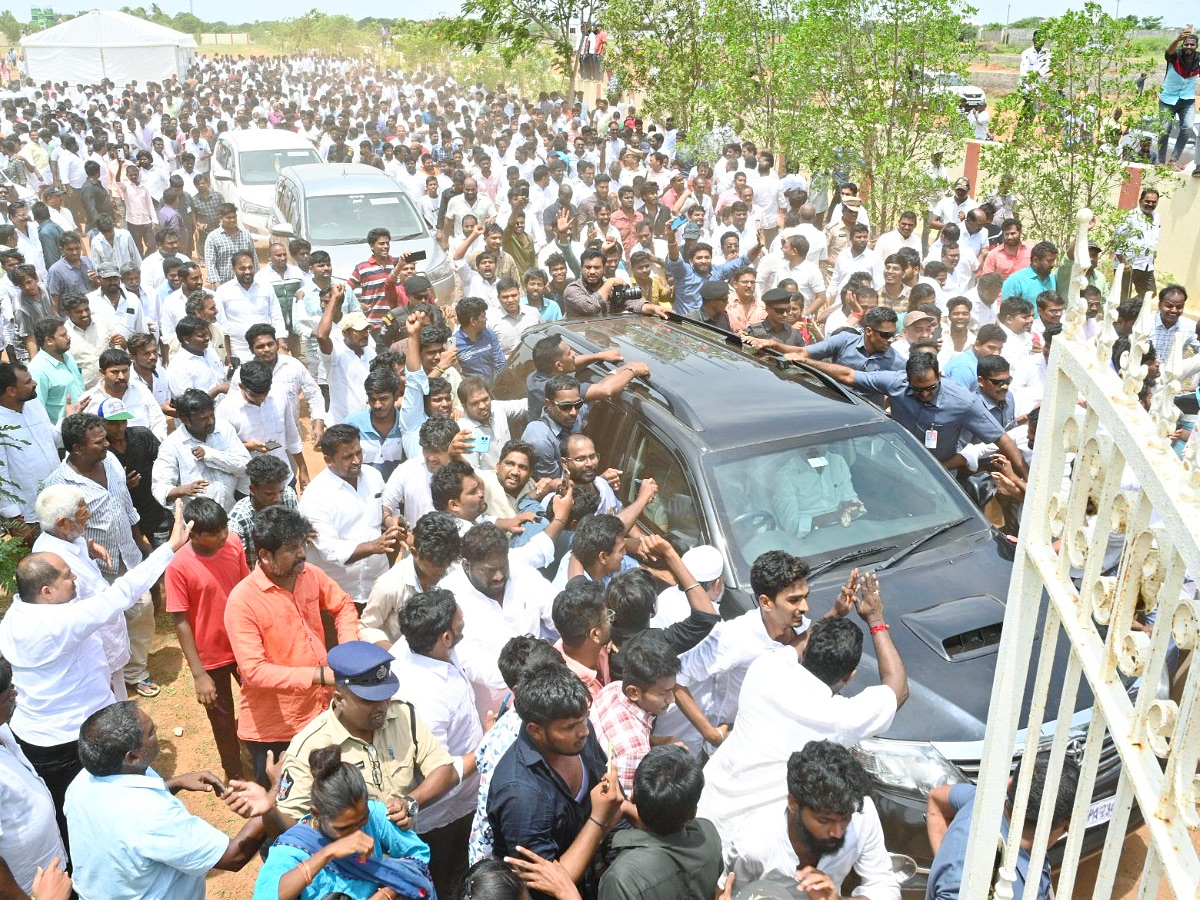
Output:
[275, 641, 459, 832]
[803, 351, 1029, 479]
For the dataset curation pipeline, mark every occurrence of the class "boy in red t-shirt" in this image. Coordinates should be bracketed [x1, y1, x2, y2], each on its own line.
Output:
[165, 496, 251, 782]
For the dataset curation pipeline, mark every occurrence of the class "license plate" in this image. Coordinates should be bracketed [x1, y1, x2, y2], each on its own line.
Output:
[1087, 796, 1117, 827]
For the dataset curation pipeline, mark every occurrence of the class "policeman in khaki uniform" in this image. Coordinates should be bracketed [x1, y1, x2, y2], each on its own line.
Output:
[275, 641, 459, 830]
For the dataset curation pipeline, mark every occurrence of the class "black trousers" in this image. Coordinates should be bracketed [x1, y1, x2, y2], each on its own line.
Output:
[15, 735, 79, 856]
[203, 662, 244, 782]
[245, 740, 290, 789]
[421, 812, 473, 900]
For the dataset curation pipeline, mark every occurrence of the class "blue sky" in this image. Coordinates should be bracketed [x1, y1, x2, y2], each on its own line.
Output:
[7, 0, 1188, 27]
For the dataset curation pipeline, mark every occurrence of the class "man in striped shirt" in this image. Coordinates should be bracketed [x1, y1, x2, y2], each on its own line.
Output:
[347, 227, 402, 328]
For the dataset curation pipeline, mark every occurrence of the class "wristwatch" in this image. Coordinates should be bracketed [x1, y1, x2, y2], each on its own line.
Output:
[402, 794, 420, 830]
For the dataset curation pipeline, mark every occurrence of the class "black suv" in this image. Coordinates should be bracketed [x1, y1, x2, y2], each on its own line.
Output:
[493, 314, 1134, 894]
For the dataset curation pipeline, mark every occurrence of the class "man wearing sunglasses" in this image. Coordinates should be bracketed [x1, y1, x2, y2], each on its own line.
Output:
[954, 354, 1020, 475]
[803, 352, 1028, 478]
[522, 374, 593, 480]
[788, 306, 905, 405]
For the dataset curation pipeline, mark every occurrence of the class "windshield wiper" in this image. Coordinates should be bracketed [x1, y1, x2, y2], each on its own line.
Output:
[876, 517, 971, 571]
[392, 232, 425, 242]
[808, 545, 898, 579]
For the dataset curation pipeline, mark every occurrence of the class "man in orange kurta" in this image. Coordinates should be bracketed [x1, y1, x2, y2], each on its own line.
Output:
[224, 505, 360, 786]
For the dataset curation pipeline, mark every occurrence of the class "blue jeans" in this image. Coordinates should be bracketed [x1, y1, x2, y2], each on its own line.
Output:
[1158, 97, 1196, 163]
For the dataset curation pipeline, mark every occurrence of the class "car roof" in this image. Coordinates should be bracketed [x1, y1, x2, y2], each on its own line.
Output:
[551, 316, 888, 451]
[218, 128, 319, 151]
[280, 163, 404, 197]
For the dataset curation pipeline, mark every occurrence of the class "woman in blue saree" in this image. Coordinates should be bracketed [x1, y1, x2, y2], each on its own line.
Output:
[253, 746, 436, 900]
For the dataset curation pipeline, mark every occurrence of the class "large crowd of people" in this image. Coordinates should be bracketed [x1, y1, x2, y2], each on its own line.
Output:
[0, 38, 1194, 900]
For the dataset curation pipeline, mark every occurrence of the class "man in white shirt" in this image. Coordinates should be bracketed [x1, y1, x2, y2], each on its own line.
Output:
[361, 511, 462, 647]
[487, 279, 541, 357]
[88, 263, 146, 341]
[152, 388, 250, 512]
[394, 588, 483, 896]
[873, 210, 922, 260]
[0, 500, 187, 848]
[216, 359, 308, 494]
[829, 224, 884, 294]
[0, 656, 68, 899]
[929, 177, 978, 236]
[298, 424, 402, 607]
[0, 363, 62, 523]
[653, 550, 813, 757]
[214, 251, 287, 360]
[699, 576, 906, 853]
[440, 522, 558, 719]
[315, 290, 375, 423]
[234, 323, 327, 444]
[382, 416, 464, 526]
[756, 234, 827, 305]
[726, 740, 900, 900]
[166, 316, 230, 403]
[456, 377, 526, 471]
[82, 349, 167, 440]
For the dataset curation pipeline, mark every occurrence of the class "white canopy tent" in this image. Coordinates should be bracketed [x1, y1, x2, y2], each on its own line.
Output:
[21, 11, 196, 86]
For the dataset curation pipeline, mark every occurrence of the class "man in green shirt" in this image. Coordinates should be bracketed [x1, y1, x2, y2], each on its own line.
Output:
[26, 316, 84, 423]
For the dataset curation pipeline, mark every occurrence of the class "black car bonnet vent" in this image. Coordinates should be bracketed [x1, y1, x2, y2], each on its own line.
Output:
[903, 595, 1018, 662]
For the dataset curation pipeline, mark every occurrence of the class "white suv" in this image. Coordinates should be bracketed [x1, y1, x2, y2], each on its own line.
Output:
[210, 129, 322, 243]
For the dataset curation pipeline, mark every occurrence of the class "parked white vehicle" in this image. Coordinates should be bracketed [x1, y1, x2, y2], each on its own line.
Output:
[210, 129, 322, 243]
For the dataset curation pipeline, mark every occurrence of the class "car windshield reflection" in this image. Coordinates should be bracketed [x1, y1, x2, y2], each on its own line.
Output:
[709, 429, 978, 577]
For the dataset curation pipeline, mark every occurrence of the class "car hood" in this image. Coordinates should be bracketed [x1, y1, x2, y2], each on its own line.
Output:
[812, 528, 1088, 743]
[321, 235, 447, 284]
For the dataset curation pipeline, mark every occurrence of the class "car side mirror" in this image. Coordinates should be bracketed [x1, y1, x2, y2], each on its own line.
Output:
[270, 222, 295, 238]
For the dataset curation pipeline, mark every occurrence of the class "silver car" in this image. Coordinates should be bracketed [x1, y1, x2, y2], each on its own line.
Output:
[266, 163, 454, 302]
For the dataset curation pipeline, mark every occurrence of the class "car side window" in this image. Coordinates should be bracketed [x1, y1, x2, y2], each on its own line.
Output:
[621, 427, 702, 550]
[214, 142, 229, 171]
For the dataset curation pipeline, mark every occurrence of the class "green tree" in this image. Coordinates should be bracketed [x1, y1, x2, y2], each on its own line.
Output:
[608, 0, 974, 232]
[1138, 16, 1163, 29]
[440, 0, 599, 97]
[0, 11, 21, 43]
[981, 3, 1153, 248]
[1010, 16, 1045, 28]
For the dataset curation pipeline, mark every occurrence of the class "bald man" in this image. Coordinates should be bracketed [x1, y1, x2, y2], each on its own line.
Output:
[0, 500, 191, 846]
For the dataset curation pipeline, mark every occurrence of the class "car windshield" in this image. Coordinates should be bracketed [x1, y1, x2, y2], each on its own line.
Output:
[237, 148, 321, 184]
[707, 428, 978, 578]
[305, 193, 426, 244]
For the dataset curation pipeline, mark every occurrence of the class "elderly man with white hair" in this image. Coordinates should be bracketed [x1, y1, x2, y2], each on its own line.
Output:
[30, 483, 133, 701]
[0, 499, 190, 853]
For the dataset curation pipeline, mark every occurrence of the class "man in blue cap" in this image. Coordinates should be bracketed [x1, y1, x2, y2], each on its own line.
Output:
[275, 641, 459, 837]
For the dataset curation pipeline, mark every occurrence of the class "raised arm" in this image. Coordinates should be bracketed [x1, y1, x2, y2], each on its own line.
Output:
[314, 282, 343, 356]
[854, 572, 908, 707]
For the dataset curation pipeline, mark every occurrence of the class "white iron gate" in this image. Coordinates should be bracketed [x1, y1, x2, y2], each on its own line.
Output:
[961, 209, 1200, 900]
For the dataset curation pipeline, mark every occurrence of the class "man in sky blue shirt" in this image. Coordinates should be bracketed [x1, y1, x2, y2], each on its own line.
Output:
[454, 295, 506, 388]
[804, 351, 1028, 477]
[66, 701, 280, 900]
[943, 324, 1008, 392]
[924, 754, 1079, 900]
[664, 219, 763, 315]
[1001, 241, 1058, 305]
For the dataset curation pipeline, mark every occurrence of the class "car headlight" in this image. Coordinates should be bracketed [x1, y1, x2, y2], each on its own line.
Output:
[424, 256, 452, 282]
[853, 739, 966, 796]
[239, 199, 271, 216]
